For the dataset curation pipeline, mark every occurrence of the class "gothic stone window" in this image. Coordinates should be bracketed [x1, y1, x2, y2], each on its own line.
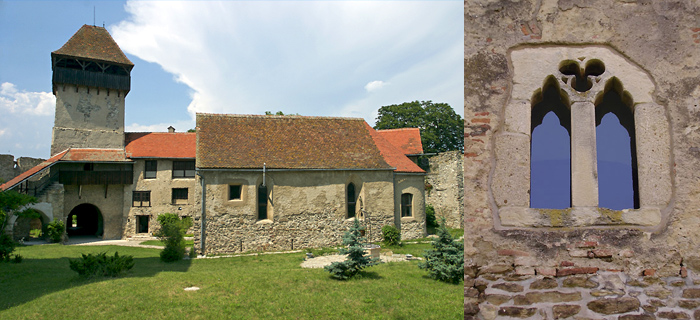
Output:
[491, 46, 672, 229]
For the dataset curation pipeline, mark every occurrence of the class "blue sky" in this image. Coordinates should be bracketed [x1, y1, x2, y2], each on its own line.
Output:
[0, 1, 463, 159]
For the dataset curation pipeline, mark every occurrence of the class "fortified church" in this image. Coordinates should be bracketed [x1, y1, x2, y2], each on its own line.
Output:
[0, 25, 427, 255]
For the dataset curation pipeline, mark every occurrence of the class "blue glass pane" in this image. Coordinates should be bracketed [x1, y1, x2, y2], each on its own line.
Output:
[531, 112, 571, 209]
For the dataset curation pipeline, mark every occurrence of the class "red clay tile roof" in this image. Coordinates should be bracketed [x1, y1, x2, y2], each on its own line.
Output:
[125, 132, 196, 159]
[197, 114, 394, 170]
[367, 125, 424, 173]
[52, 25, 133, 66]
[0, 151, 67, 191]
[60, 148, 129, 162]
[376, 128, 423, 155]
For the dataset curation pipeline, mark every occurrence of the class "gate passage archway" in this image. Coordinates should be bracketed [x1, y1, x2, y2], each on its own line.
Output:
[66, 204, 103, 237]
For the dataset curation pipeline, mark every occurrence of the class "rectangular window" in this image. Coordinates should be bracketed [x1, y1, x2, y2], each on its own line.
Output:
[258, 185, 268, 220]
[401, 193, 413, 217]
[172, 160, 195, 178]
[172, 188, 188, 205]
[132, 191, 151, 207]
[144, 160, 157, 179]
[229, 185, 242, 200]
[136, 215, 149, 233]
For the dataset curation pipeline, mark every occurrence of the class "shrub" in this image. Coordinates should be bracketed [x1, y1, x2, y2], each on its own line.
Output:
[0, 234, 16, 262]
[155, 213, 192, 262]
[12, 254, 22, 263]
[418, 217, 464, 283]
[425, 204, 438, 228]
[325, 218, 378, 280]
[69, 252, 134, 278]
[381, 225, 401, 246]
[46, 220, 65, 243]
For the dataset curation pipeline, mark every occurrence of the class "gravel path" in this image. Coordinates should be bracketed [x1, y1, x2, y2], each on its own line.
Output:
[300, 253, 421, 268]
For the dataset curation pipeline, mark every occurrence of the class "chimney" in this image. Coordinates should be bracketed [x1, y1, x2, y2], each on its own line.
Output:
[167, 126, 175, 133]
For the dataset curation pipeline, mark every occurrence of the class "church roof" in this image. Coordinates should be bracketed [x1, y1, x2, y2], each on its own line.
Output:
[196, 114, 395, 170]
[52, 25, 133, 66]
[376, 128, 424, 155]
[367, 125, 424, 173]
[125, 132, 197, 159]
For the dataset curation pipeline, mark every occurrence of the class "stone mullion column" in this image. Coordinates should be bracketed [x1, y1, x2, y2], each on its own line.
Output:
[570, 101, 599, 207]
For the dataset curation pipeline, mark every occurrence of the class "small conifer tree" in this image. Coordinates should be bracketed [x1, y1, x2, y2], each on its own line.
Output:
[418, 217, 464, 283]
[325, 218, 378, 280]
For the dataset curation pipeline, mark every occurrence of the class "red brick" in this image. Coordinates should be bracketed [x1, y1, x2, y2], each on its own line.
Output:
[474, 112, 490, 116]
[537, 267, 557, 276]
[692, 28, 700, 32]
[575, 241, 599, 248]
[498, 249, 530, 257]
[560, 261, 575, 267]
[591, 249, 614, 258]
[520, 24, 530, 35]
[465, 153, 479, 158]
[486, 37, 492, 42]
[643, 269, 656, 277]
[681, 267, 688, 278]
[556, 267, 599, 277]
[471, 118, 491, 124]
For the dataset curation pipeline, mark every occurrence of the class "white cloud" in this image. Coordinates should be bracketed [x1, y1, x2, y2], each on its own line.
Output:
[126, 119, 196, 133]
[0, 129, 6, 137]
[110, 1, 462, 122]
[365, 80, 387, 92]
[0, 82, 55, 116]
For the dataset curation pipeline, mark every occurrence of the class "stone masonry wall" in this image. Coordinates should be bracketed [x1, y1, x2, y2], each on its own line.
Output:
[0, 154, 45, 184]
[464, 1, 700, 318]
[195, 170, 402, 255]
[425, 150, 464, 229]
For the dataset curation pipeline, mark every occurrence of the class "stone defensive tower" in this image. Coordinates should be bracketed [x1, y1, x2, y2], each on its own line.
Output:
[50, 24, 133, 156]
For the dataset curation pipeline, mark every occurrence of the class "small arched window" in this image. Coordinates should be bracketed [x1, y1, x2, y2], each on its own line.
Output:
[401, 193, 413, 217]
[347, 183, 356, 218]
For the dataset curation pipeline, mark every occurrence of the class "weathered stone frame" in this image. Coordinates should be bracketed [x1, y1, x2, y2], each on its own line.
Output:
[345, 174, 364, 220]
[492, 46, 673, 230]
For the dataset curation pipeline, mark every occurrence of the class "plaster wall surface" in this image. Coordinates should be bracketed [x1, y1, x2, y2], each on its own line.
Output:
[51, 84, 125, 155]
[194, 170, 414, 255]
[62, 184, 124, 239]
[464, 0, 700, 318]
[123, 159, 200, 238]
[394, 173, 427, 239]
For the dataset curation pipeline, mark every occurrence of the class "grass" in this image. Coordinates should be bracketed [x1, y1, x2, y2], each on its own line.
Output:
[140, 239, 195, 247]
[403, 228, 463, 243]
[0, 243, 462, 319]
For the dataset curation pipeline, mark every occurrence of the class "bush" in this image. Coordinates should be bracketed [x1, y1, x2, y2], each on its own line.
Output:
[155, 213, 192, 262]
[418, 218, 464, 284]
[325, 218, 378, 280]
[69, 252, 134, 278]
[0, 234, 16, 262]
[12, 254, 22, 263]
[381, 225, 401, 246]
[425, 204, 438, 229]
[46, 220, 65, 243]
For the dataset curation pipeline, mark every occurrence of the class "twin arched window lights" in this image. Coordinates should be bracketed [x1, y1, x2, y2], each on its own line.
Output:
[530, 69, 639, 210]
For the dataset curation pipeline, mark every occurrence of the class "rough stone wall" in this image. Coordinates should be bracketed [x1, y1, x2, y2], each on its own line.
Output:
[425, 150, 464, 229]
[51, 84, 125, 155]
[394, 173, 427, 239]
[464, 1, 700, 318]
[0, 154, 45, 183]
[122, 159, 200, 238]
[194, 170, 405, 255]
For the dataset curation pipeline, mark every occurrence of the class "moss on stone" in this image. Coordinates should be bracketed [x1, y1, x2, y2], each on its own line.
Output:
[599, 208, 623, 224]
[539, 208, 572, 227]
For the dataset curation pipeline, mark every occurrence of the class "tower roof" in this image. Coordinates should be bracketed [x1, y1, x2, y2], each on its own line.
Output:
[52, 25, 133, 66]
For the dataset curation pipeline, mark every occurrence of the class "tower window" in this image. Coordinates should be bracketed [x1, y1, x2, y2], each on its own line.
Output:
[347, 183, 357, 218]
[229, 185, 242, 200]
[132, 191, 151, 207]
[401, 193, 413, 217]
[258, 184, 268, 220]
[173, 161, 195, 178]
[172, 188, 188, 205]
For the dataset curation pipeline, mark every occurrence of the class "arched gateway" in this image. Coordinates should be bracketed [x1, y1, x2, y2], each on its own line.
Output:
[66, 204, 104, 237]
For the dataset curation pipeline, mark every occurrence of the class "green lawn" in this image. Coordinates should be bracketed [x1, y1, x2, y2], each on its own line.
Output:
[140, 239, 195, 247]
[0, 244, 462, 319]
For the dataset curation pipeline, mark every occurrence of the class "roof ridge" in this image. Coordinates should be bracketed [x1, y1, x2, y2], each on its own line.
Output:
[196, 113, 365, 121]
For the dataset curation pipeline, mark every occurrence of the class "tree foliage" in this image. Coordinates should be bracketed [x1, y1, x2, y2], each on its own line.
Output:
[155, 213, 192, 262]
[325, 218, 378, 280]
[374, 101, 464, 153]
[418, 218, 464, 283]
[0, 190, 37, 261]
